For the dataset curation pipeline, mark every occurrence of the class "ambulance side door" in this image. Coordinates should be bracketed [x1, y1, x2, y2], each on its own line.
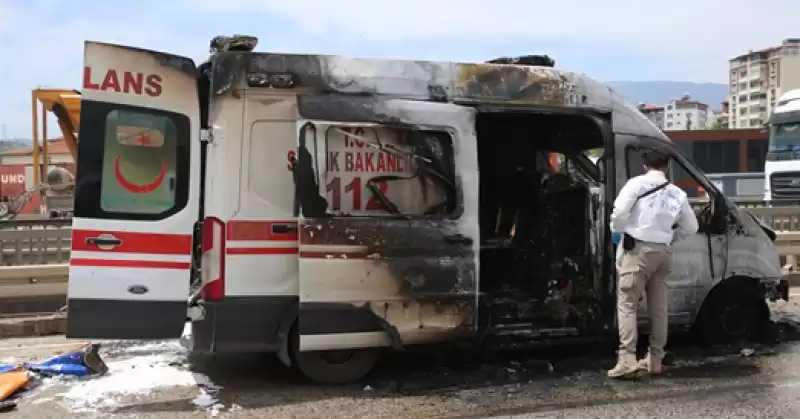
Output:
[292, 96, 479, 352]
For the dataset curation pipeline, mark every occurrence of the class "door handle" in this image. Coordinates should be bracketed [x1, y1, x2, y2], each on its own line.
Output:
[271, 222, 298, 235]
[444, 234, 473, 245]
[86, 236, 122, 247]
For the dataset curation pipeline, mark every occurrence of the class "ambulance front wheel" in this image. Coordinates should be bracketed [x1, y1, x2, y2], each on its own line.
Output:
[289, 329, 380, 384]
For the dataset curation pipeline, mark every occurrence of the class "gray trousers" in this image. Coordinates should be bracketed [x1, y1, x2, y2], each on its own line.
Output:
[617, 241, 672, 359]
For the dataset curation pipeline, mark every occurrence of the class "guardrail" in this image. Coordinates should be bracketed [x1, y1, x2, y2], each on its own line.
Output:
[0, 225, 797, 305]
[0, 219, 71, 229]
[705, 172, 764, 198]
[0, 220, 71, 266]
[689, 198, 800, 232]
[689, 196, 800, 209]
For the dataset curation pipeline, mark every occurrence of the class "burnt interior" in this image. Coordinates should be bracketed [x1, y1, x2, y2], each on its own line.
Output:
[475, 112, 606, 338]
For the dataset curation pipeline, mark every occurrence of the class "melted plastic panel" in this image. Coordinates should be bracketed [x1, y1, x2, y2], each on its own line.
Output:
[301, 218, 475, 295]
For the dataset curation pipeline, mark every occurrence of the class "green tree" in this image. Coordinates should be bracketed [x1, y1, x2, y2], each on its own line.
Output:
[709, 120, 725, 130]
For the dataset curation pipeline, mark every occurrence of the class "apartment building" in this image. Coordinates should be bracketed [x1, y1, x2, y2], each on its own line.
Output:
[712, 101, 730, 129]
[662, 96, 709, 131]
[638, 104, 665, 129]
[728, 38, 800, 129]
[637, 96, 710, 131]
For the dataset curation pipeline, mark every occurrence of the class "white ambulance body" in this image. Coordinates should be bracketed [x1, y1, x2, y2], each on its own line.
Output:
[67, 37, 787, 384]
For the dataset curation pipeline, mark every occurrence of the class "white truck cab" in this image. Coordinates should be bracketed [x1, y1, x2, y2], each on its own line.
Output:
[765, 89, 800, 203]
[66, 36, 788, 384]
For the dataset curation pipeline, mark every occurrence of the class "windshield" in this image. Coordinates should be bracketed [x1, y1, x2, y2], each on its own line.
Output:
[767, 122, 800, 161]
[769, 122, 800, 151]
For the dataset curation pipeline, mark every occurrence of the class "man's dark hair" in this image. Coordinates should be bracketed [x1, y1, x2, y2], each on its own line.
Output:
[641, 148, 669, 170]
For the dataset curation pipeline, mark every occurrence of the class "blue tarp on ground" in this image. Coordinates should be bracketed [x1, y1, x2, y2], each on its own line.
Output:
[24, 354, 91, 376]
[23, 343, 107, 377]
[0, 343, 107, 405]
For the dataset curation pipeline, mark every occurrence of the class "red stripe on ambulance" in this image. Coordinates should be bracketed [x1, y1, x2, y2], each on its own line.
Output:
[71, 230, 193, 254]
[226, 247, 298, 255]
[70, 259, 190, 270]
[226, 220, 298, 242]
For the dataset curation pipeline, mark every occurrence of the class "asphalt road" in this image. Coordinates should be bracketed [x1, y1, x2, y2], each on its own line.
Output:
[2, 298, 800, 418]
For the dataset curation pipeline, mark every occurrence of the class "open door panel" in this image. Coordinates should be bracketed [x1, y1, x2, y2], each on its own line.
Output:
[293, 97, 479, 352]
[67, 41, 201, 339]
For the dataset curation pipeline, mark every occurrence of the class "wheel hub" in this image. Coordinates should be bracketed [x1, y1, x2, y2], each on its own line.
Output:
[719, 303, 751, 338]
[319, 349, 357, 365]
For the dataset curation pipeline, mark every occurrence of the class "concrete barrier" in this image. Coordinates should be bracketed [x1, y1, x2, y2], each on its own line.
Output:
[0, 264, 68, 337]
[0, 264, 68, 281]
[0, 315, 65, 338]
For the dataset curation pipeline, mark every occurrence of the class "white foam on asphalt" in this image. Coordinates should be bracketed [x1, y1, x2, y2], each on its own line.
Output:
[192, 389, 225, 417]
[769, 299, 800, 324]
[50, 340, 221, 413]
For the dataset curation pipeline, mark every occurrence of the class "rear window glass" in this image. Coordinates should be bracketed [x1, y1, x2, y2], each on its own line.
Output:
[100, 109, 178, 214]
[321, 125, 456, 217]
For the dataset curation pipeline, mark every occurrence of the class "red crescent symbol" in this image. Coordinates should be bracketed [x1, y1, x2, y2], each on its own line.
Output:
[113, 155, 167, 193]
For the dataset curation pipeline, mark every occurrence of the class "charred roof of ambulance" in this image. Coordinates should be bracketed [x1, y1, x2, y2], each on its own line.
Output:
[486, 55, 555, 67]
[209, 35, 258, 54]
[205, 35, 665, 141]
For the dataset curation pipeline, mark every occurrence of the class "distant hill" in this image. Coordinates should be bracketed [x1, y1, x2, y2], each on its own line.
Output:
[0, 140, 29, 153]
[605, 81, 728, 109]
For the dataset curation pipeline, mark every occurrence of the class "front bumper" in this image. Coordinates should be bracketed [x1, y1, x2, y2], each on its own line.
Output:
[762, 277, 790, 302]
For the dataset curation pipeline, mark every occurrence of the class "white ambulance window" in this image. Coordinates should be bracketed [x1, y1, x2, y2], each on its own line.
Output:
[322, 125, 456, 217]
[248, 121, 296, 216]
[99, 109, 178, 214]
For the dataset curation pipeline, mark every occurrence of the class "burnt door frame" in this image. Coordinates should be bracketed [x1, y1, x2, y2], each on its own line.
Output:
[293, 95, 480, 352]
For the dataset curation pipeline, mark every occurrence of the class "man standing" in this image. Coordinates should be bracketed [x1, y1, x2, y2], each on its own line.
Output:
[607, 148, 699, 378]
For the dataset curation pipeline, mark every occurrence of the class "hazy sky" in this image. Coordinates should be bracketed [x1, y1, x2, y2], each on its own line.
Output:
[0, 0, 795, 138]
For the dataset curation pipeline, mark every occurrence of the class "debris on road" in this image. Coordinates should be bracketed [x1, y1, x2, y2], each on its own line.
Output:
[56, 340, 220, 414]
[0, 340, 227, 415]
[0, 343, 107, 411]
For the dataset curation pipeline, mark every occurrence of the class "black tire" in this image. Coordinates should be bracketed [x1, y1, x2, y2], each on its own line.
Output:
[694, 284, 768, 344]
[289, 327, 380, 384]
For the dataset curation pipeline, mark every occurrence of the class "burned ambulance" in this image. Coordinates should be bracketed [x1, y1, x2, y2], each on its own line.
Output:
[66, 35, 787, 384]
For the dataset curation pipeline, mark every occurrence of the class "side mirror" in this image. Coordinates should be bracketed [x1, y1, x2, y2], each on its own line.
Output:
[595, 156, 606, 182]
[713, 193, 728, 213]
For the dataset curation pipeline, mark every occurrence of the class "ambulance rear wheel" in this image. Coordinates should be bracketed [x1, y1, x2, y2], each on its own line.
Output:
[289, 329, 379, 384]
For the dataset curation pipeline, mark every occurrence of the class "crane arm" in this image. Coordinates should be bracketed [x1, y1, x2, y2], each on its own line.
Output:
[33, 88, 80, 161]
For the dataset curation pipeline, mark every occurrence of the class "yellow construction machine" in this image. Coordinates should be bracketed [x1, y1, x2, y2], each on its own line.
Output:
[0, 89, 79, 219]
[31, 88, 80, 184]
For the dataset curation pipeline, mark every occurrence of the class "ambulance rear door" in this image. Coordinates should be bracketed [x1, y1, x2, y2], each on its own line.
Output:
[67, 41, 201, 339]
